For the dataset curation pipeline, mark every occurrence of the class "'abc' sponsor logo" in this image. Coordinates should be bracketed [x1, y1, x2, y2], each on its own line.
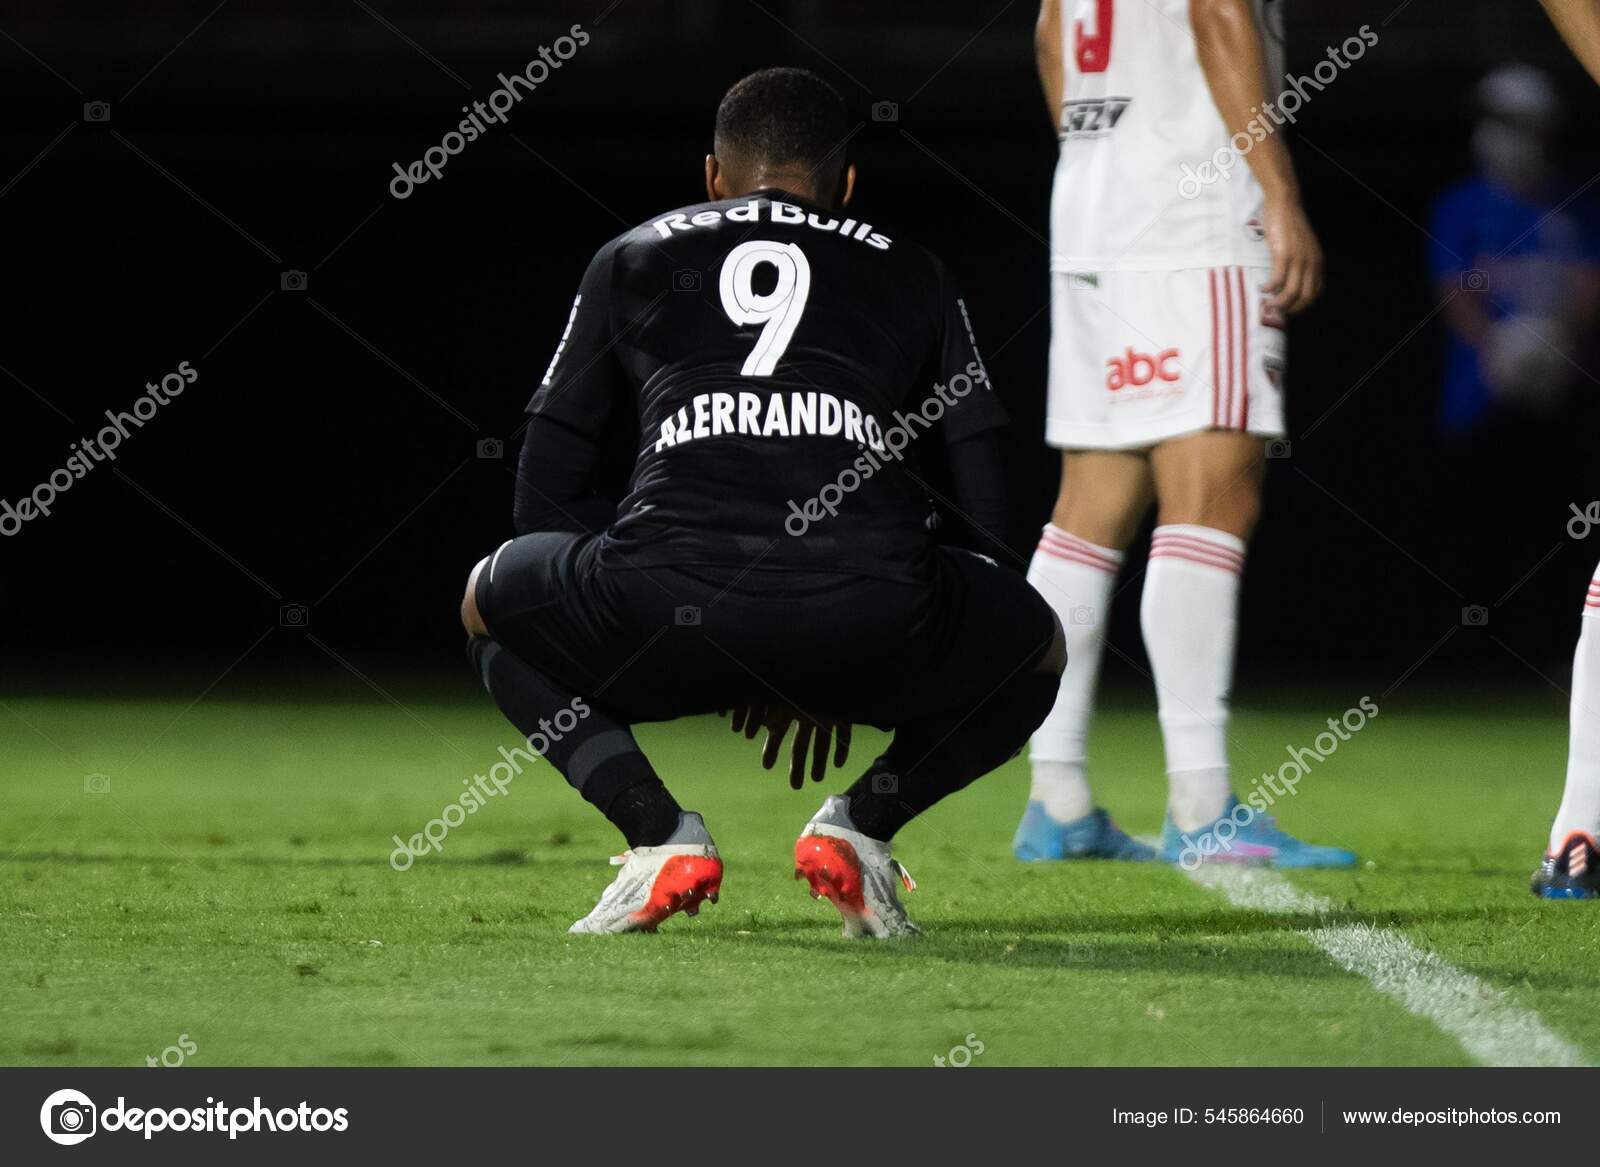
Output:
[1105, 347, 1180, 391]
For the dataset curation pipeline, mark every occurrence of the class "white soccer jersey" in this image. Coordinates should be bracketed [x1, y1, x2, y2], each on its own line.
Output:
[1049, 0, 1285, 272]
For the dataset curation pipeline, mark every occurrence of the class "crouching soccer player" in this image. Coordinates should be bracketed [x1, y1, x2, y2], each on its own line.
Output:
[460, 67, 1064, 936]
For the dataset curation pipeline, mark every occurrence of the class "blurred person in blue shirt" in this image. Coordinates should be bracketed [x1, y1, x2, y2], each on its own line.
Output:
[1430, 64, 1600, 439]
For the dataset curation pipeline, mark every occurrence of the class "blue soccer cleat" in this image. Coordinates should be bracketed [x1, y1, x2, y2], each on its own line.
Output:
[1013, 802, 1157, 862]
[1531, 832, 1600, 900]
[1160, 797, 1356, 869]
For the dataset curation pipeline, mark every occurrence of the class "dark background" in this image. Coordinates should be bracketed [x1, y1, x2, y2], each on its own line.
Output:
[4, 0, 1599, 701]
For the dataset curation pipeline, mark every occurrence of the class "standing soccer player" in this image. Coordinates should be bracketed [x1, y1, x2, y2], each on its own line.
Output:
[1533, 0, 1600, 897]
[461, 68, 1064, 935]
[1013, 0, 1353, 866]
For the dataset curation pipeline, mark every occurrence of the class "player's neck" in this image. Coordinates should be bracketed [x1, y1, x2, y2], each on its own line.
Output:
[728, 174, 831, 207]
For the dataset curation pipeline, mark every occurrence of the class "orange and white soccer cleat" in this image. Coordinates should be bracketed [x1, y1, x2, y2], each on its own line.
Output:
[794, 795, 920, 938]
[568, 812, 723, 934]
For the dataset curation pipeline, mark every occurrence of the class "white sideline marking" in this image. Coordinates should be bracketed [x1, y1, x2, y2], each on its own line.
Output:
[1185, 864, 1589, 1068]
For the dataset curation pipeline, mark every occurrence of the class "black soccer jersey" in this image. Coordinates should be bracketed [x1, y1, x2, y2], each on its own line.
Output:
[525, 188, 1006, 582]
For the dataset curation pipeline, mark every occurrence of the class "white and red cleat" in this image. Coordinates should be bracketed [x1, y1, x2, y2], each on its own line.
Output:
[569, 812, 723, 934]
[794, 795, 920, 938]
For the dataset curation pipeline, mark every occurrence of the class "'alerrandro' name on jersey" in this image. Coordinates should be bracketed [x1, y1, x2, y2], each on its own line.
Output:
[653, 357, 988, 457]
[650, 200, 893, 251]
[655, 390, 888, 454]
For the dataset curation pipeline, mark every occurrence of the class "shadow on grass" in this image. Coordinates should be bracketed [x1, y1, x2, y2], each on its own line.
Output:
[731, 927, 1349, 980]
[719, 900, 1549, 979]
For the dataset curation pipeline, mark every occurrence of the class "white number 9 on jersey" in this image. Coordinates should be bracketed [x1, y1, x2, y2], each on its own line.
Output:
[718, 239, 811, 376]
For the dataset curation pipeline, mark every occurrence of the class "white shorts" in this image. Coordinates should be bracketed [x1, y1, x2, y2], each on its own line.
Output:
[1045, 266, 1287, 450]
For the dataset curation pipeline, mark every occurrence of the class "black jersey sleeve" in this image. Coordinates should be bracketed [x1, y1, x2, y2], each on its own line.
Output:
[524, 242, 626, 437]
[928, 257, 1007, 445]
[944, 428, 1009, 556]
[511, 417, 614, 537]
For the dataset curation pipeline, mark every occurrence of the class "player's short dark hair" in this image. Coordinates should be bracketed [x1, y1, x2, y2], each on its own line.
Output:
[713, 67, 849, 183]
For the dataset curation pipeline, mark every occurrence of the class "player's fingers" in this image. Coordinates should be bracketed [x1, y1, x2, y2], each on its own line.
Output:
[1304, 252, 1325, 307]
[1292, 255, 1316, 312]
[810, 722, 831, 783]
[789, 721, 814, 790]
[1278, 258, 1307, 315]
[1266, 250, 1286, 294]
[761, 718, 790, 770]
[744, 704, 765, 740]
[834, 722, 851, 768]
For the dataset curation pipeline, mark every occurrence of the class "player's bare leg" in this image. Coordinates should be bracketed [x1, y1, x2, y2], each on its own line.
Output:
[1015, 450, 1157, 861]
[1146, 431, 1351, 867]
[461, 557, 720, 933]
[1534, 562, 1600, 898]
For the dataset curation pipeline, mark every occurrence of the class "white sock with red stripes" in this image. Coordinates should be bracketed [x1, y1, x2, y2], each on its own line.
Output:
[1550, 568, 1600, 853]
[1142, 524, 1245, 830]
[1026, 524, 1124, 823]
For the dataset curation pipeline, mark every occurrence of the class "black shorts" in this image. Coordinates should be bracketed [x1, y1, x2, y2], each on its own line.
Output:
[474, 532, 1057, 729]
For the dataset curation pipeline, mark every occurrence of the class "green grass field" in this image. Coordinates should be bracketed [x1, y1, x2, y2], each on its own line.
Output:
[4, 684, 1598, 1067]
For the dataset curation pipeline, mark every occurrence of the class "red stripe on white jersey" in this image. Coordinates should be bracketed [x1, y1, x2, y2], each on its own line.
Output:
[1234, 268, 1250, 431]
[1209, 270, 1222, 428]
[1221, 268, 1236, 429]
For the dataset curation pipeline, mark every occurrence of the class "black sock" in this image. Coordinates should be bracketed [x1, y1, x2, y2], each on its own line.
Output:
[846, 668, 1062, 841]
[466, 635, 681, 847]
[606, 780, 685, 850]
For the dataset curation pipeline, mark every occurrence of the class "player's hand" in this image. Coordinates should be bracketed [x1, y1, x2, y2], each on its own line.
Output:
[1262, 195, 1323, 316]
[720, 704, 852, 789]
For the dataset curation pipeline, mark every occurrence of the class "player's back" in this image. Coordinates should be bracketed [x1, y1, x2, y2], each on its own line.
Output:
[530, 189, 1000, 583]
[1050, 0, 1283, 271]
